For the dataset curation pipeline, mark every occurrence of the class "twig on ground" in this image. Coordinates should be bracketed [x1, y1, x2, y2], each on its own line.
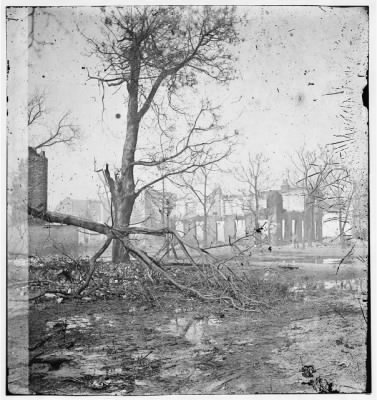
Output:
[75, 237, 113, 295]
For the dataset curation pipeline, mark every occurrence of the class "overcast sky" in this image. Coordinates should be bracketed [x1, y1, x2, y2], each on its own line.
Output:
[7, 5, 368, 208]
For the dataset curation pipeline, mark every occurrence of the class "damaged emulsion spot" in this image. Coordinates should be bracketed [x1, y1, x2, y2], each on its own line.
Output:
[362, 70, 368, 109]
[296, 93, 305, 105]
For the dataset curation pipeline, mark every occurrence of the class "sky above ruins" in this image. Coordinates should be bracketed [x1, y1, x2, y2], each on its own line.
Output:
[7, 5, 369, 208]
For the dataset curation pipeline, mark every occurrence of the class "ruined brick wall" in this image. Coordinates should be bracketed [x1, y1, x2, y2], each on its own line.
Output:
[176, 189, 326, 247]
[28, 147, 48, 212]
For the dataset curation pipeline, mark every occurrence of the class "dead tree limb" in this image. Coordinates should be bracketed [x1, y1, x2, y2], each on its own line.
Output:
[75, 237, 113, 295]
[27, 206, 268, 311]
[29, 207, 111, 235]
[114, 233, 263, 312]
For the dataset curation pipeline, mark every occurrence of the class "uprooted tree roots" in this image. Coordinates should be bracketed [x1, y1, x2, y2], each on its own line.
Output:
[28, 207, 271, 312]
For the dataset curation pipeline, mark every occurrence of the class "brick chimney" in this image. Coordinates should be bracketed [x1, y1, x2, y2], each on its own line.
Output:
[28, 147, 48, 212]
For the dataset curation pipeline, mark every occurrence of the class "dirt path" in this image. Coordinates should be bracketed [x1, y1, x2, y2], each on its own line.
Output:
[23, 274, 367, 395]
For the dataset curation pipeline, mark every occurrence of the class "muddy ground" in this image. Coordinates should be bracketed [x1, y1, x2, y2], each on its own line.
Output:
[8, 248, 369, 395]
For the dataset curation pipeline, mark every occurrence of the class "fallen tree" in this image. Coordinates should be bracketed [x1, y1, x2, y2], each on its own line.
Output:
[28, 206, 270, 311]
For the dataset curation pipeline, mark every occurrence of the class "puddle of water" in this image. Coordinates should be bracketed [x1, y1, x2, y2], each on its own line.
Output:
[158, 316, 221, 346]
[290, 278, 366, 293]
[47, 316, 91, 331]
[93, 315, 115, 326]
[131, 350, 159, 361]
[40, 348, 125, 379]
[46, 313, 116, 332]
[33, 297, 367, 394]
[259, 256, 352, 265]
[323, 278, 366, 291]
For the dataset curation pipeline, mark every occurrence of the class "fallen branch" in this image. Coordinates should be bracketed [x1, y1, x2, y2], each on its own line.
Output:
[27, 206, 269, 311]
[115, 233, 262, 312]
[75, 237, 113, 295]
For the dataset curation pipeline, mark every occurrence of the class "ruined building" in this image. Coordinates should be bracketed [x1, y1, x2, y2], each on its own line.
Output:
[279, 184, 323, 246]
[175, 183, 324, 247]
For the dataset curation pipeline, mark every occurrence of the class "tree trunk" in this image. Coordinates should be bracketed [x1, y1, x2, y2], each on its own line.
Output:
[111, 182, 137, 263]
[305, 196, 313, 247]
[203, 174, 208, 247]
[111, 54, 141, 263]
[308, 205, 313, 247]
[254, 177, 259, 229]
[339, 210, 346, 248]
[255, 189, 260, 246]
[203, 215, 208, 247]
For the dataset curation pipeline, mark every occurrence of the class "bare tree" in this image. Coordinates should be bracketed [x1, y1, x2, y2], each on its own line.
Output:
[27, 93, 45, 126]
[289, 147, 324, 247]
[236, 153, 270, 242]
[28, 92, 80, 150]
[83, 6, 242, 262]
[173, 165, 222, 247]
[289, 146, 334, 247]
[315, 162, 354, 247]
[25, 7, 267, 311]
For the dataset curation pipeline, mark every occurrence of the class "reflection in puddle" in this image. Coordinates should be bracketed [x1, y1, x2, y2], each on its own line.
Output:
[40, 347, 127, 379]
[323, 279, 365, 291]
[159, 316, 221, 346]
[47, 316, 91, 331]
[32, 293, 367, 395]
[290, 278, 367, 293]
[257, 256, 352, 265]
[46, 314, 115, 332]
[322, 258, 346, 264]
[131, 350, 159, 361]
